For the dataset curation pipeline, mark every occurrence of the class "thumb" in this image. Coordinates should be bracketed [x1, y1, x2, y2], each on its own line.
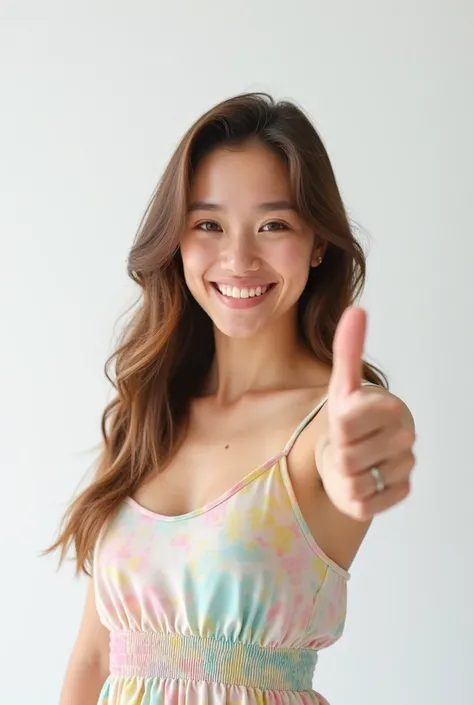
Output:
[328, 307, 366, 408]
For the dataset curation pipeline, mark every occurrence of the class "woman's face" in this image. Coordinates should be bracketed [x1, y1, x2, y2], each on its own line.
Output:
[180, 141, 321, 339]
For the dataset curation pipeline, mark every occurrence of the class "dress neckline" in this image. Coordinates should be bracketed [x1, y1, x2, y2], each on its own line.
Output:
[126, 451, 284, 522]
[126, 382, 378, 526]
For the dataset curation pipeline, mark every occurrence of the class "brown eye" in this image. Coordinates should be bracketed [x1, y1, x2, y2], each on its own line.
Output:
[260, 221, 289, 232]
[196, 221, 222, 232]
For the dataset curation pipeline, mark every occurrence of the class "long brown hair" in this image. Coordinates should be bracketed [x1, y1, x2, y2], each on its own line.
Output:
[46, 92, 387, 575]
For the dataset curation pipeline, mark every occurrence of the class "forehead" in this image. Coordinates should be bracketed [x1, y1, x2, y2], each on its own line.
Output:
[189, 142, 292, 204]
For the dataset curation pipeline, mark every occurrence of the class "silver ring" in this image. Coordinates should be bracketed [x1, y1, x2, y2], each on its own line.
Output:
[370, 466, 385, 493]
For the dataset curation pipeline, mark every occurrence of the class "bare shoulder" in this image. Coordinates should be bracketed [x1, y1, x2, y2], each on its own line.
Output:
[284, 385, 414, 572]
[284, 409, 365, 572]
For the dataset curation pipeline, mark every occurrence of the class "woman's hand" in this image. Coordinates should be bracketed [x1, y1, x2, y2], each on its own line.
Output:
[316, 307, 416, 522]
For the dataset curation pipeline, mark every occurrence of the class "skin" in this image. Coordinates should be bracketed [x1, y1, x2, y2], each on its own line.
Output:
[61, 140, 416, 704]
[59, 581, 109, 705]
[177, 140, 415, 544]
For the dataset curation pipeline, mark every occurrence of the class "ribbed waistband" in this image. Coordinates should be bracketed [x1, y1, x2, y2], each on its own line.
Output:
[110, 632, 317, 691]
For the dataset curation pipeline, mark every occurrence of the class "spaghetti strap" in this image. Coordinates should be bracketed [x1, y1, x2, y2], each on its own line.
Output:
[283, 381, 382, 456]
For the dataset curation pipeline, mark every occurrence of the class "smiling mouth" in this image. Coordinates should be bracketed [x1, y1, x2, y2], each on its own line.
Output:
[211, 282, 276, 300]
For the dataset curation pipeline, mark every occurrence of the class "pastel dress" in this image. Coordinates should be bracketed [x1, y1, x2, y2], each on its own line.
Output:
[94, 386, 376, 704]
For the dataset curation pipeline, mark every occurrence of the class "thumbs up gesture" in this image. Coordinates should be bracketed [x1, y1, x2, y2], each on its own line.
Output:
[317, 308, 416, 522]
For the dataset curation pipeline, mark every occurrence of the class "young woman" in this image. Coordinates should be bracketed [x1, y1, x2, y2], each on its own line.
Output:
[49, 93, 416, 705]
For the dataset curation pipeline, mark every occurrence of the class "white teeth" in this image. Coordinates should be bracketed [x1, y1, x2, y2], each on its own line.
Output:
[216, 284, 270, 299]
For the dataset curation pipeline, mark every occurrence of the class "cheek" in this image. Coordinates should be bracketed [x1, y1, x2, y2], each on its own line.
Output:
[180, 239, 213, 285]
[268, 239, 313, 279]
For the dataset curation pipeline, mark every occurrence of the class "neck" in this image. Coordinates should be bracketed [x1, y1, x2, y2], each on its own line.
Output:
[206, 311, 317, 404]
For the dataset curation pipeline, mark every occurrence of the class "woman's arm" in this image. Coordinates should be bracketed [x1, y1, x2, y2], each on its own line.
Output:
[59, 580, 109, 705]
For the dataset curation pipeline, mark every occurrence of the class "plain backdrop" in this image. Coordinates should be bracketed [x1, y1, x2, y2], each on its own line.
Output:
[1, 1, 473, 703]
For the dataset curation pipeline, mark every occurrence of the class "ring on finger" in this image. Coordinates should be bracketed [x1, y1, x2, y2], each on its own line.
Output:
[369, 466, 386, 493]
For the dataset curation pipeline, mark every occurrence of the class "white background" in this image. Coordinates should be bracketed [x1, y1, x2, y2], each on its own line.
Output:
[1, 1, 473, 703]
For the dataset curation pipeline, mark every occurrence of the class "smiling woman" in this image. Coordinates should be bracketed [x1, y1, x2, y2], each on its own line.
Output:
[47, 92, 415, 705]
[180, 141, 320, 336]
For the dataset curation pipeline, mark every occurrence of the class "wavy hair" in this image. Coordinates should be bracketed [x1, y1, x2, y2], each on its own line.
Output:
[45, 92, 387, 575]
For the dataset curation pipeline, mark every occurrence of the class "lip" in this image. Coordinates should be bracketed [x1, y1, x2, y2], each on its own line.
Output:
[210, 278, 277, 288]
[210, 282, 276, 309]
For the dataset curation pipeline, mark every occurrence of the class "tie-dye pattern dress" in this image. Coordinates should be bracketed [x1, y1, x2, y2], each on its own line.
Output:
[93, 389, 370, 704]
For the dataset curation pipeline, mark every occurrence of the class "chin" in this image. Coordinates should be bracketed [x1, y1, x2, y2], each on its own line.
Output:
[212, 316, 268, 340]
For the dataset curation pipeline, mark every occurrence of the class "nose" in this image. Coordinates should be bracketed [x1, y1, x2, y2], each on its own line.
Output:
[221, 234, 260, 275]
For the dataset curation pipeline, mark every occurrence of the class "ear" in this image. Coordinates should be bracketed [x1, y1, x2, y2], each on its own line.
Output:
[311, 240, 327, 267]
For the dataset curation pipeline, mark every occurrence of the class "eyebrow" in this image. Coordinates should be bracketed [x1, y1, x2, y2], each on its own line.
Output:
[187, 200, 297, 213]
